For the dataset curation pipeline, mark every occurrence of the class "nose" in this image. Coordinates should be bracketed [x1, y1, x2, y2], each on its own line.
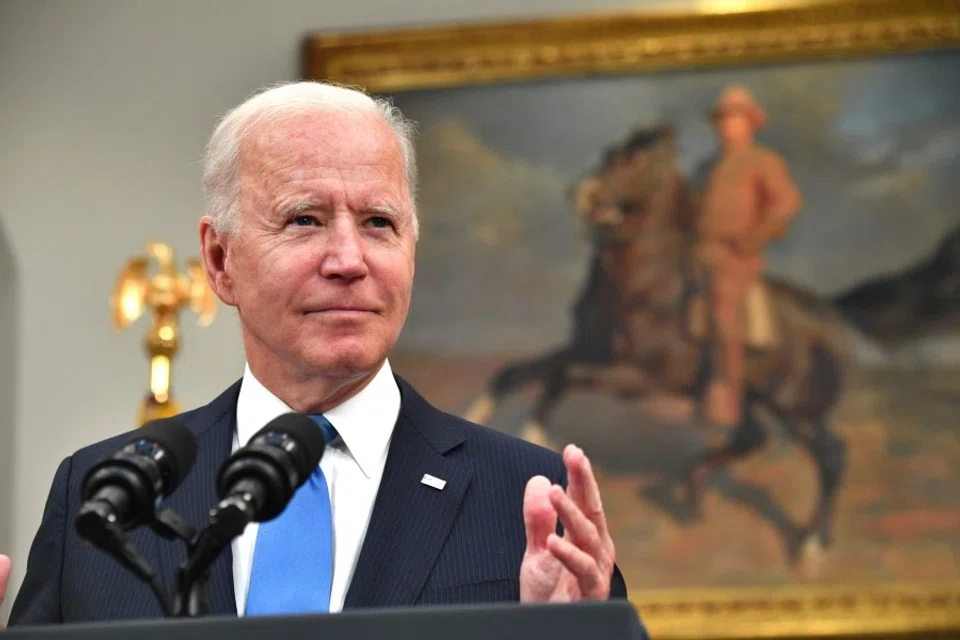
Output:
[319, 219, 369, 281]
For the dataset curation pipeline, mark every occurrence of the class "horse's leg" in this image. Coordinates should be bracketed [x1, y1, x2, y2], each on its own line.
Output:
[685, 394, 767, 513]
[519, 363, 571, 452]
[462, 394, 497, 425]
[795, 419, 847, 559]
[691, 339, 714, 422]
[761, 399, 847, 564]
[567, 362, 654, 396]
[779, 343, 848, 562]
[462, 349, 567, 424]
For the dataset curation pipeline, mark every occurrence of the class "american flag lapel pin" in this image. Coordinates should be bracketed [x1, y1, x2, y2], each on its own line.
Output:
[420, 473, 447, 491]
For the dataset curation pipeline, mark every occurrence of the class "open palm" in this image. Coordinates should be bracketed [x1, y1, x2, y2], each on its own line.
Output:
[520, 446, 615, 602]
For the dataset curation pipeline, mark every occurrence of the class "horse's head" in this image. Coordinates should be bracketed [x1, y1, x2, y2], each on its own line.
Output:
[573, 124, 679, 230]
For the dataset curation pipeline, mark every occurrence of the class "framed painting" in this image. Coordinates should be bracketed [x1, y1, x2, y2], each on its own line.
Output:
[302, 0, 960, 637]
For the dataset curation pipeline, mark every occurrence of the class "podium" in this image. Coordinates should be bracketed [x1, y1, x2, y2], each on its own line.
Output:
[5, 600, 648, 640]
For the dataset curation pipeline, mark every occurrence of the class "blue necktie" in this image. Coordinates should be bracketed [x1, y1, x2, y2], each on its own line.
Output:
[245, 415, 337, 616]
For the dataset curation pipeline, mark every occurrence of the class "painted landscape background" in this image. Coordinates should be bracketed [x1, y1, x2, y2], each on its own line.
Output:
[385, 49, 960, 589]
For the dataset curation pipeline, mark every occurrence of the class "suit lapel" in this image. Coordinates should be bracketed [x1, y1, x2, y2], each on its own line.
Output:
[154, 382, 240, 616]
[344, 377, 473, 608]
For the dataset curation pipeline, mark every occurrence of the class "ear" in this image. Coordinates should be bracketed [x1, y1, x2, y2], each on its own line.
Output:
[199, 215, 238, 307]
[574, 177, 601, 216]
[656, 128, 677, 159]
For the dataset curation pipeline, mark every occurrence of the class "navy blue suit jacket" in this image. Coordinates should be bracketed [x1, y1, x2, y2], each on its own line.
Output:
[9, 375, 632, 626]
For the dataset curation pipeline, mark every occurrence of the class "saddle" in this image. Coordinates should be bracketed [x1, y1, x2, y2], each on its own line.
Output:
[687, 280, 780, 349]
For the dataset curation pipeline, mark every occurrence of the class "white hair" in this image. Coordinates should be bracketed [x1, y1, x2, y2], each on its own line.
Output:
[202, 81, 419, 237]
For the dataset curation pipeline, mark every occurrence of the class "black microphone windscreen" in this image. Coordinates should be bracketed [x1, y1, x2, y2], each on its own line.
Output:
[251, 413, 327, 478]
[132, 418, 197, 491]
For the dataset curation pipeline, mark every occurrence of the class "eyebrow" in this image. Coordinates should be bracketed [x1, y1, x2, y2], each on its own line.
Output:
[365, 203, 401, 218]
[278, 200, 325, 217]
[278, 200, 403, 220]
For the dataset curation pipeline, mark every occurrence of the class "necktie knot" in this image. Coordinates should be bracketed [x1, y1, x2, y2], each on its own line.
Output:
[311, 414, 339, 444]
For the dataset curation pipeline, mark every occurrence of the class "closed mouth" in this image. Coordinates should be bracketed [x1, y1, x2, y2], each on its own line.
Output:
[305, 308, 377, 314]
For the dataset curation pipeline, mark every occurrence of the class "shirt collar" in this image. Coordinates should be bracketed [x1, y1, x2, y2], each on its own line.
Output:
[235, 359, 400, 479]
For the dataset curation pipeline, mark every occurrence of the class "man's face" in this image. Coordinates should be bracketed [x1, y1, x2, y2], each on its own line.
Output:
[715, 109, 754, 147]
[215, 110, 416, 382]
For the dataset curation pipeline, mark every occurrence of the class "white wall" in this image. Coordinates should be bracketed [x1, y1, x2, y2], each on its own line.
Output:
[0, 0, 681, 619]
[0, 222, 15, 621]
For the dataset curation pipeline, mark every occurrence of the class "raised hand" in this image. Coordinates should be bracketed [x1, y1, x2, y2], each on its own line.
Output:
[520, 445, 615, 602]
[0, 554, 11, 629]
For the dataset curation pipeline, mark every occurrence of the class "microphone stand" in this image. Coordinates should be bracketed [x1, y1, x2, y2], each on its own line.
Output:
[75, 503, 196, 618]
[84, 499, 255, 617]
[149, 507, 198, 616]
[172, 493, 258, 617]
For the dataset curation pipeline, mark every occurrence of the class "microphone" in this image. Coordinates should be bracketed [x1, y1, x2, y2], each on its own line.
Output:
[217, 412, 329, 523]
[74, 417, 197, 617]
[76, 417, 197, 545]
[173, 412, 326, 616]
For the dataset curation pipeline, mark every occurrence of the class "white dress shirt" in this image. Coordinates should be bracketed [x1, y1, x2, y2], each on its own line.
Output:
[231, 359, 400, 615]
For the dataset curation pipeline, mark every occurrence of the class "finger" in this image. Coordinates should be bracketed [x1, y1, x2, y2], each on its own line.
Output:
[564, 447, 610, 543]
[546, 534, 608, 599]
[580, 455, 611, 542]
[523, 475, 558, 553]
[548, 484, 605, 563]
[563, 444, 586, 506]
[0, 554, 11, 604]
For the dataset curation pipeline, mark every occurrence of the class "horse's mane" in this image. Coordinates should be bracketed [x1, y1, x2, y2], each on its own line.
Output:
[598, 125, 673, 172]
[567, 124, 676, 202]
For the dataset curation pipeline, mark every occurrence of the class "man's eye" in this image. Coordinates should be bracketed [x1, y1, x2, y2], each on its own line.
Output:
[368, 216, 392, 229]
[292, 215, 316, 226]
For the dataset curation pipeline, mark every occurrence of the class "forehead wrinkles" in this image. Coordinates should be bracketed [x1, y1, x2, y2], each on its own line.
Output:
[239, 120, 321, 187]
[238, 112, 406, 196]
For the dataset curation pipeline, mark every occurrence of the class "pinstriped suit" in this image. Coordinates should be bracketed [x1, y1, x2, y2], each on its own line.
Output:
[9, 375, 633, 627]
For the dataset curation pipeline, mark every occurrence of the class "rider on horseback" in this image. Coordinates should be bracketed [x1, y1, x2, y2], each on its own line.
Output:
[692, 86, 803, 427]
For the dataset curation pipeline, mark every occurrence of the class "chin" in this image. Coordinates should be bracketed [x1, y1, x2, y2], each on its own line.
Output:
[299, 341, 387, 379]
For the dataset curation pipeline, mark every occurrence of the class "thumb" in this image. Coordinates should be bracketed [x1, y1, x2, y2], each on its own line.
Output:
[523, 476, 557, 553]
[0, 554, 11, 604]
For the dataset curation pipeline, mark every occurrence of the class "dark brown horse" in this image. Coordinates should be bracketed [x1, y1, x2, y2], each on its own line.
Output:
[462, 125, 853, 563]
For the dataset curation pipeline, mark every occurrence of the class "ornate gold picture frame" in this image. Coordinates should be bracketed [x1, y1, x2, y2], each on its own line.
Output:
[302, 1, 960, 638]
[303, 0, 960, 94]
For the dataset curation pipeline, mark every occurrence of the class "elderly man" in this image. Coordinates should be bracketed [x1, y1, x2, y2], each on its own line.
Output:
[693, 86, 802, 427]
[2, 82, 629, 627]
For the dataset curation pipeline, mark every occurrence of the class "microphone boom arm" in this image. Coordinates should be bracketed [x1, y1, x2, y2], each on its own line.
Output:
[173, 493, 258, 617]
[77, 503, 175, 617]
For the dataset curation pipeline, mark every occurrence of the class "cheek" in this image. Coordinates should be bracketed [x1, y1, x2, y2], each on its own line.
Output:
[371, 250, 415, 302]
[725, 119, 750, 138]
[232, 244, 315, 300]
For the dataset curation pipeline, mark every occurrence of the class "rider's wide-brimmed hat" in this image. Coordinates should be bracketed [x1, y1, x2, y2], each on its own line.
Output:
[709, 86, 767, 130]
